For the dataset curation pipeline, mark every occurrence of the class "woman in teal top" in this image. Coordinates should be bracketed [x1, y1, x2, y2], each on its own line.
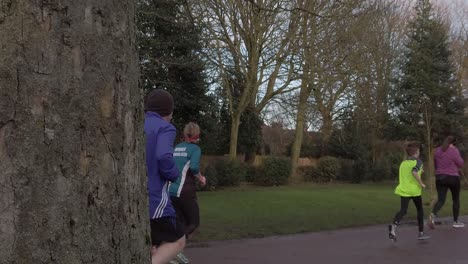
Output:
[168, 122, 206, 263]
[169, 123, 206, 252]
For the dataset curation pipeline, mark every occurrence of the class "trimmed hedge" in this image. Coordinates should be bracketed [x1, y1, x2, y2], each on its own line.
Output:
[215, 159, 246, 187]
[255, 157, 290, 186]
[245, 165, 257, 183]
[198, 165, 218, 191]
[303, 156, 340, 182]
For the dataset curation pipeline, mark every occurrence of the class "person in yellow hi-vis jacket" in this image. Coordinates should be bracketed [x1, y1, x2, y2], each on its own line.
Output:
[388, 142, 430, 241]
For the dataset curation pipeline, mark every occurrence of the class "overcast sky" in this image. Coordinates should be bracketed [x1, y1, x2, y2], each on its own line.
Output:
[398, 0, 468, 34]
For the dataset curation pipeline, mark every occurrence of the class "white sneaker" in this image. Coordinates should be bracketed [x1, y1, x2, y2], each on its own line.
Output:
[175, 252, 190, 264]
[453, 221, 465, 228]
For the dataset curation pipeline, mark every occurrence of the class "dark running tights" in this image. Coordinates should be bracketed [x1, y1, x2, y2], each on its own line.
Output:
[393, 196, 424, 232]
[432, 175, 461, 222]
[171, 195, 200, 237]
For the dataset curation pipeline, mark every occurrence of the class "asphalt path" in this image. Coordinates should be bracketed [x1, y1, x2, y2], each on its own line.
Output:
[186, 216, 468, 264]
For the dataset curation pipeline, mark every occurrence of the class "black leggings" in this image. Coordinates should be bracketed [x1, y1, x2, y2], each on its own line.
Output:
[171, 194, 200, 237]
[432, 175, 461, 222]
[393, 196, 424, 232]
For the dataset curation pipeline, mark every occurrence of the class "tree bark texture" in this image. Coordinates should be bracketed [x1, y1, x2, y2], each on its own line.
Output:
[290, 82, 310, 178]
[228, 113, 240, 160]
[0, 0, 148, 263]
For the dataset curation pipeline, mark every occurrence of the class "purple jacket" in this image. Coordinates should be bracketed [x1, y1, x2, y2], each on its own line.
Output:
[144, 112, 179, 219]
[434, 146, 464, 176]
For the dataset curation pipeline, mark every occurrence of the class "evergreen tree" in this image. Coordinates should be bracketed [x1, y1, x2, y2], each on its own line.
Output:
[391, 0, 466, 201]
[392, 0, 465, 142]
[136, 0, 218, 146]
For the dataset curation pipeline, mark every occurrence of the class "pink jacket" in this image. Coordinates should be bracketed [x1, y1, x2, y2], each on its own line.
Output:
[434, 146, 464, 176]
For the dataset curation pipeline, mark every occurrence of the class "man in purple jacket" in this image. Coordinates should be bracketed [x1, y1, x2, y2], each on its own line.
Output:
[144, 89, 185, 264]
[428, 136, 465, 229]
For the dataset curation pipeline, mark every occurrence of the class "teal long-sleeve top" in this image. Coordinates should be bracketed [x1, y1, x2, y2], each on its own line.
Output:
[169, 142, 201, 197]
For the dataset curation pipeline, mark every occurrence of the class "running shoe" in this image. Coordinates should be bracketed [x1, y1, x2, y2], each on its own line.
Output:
[175, 252, 190, 264]
[418, 232, 430, 240]
[388, 224, 397, 240]
[427, 213, 436, 229]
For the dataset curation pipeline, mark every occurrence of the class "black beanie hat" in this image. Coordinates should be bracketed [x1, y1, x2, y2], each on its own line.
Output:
[145, 89, 174, 117]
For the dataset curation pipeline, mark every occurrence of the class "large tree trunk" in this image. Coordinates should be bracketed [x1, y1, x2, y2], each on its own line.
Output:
[290, 83, 311, 178]
[320, 111, 333, 141]
[0, 1, 148, 263]
[425, 117, 436, 207]
[228, 113, 241, 160]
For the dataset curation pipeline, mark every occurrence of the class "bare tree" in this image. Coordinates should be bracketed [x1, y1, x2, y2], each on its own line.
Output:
[193, 0, 300, 159]
[0, 1, 147, 263]
[445, 0, 468, 97]
[349, 0, 410, 163]
[289, 0, 371, 176]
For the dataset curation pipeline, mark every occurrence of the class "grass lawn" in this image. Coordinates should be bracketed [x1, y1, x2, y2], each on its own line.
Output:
[192, 183, 468, 243]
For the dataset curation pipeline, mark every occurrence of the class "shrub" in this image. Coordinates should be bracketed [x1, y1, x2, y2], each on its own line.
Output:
[215, 159, 246, 187]
[369, 159, 390, 182]
[369, 152, 403, 182]
[303, 166, 319, 182]
[198, 165, 218, 191]
[386, 152, 403, 180]
[255, 157, 290, 186]
[337, 159, 354, 182]
[245, 165, 257, 183]
[303, 156, 340, 183]
[351, 159, 369, 183]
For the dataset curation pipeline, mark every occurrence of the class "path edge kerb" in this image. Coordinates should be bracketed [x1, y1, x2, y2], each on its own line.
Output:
[187, 215, 468, 248]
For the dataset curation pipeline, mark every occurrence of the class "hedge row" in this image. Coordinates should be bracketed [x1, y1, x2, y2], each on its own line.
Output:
[197, 154, 402, 191]
[198, 157, 291, 191]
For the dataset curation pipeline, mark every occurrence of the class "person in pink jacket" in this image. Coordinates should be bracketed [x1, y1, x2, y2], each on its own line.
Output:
[428, 136, 465, 228]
